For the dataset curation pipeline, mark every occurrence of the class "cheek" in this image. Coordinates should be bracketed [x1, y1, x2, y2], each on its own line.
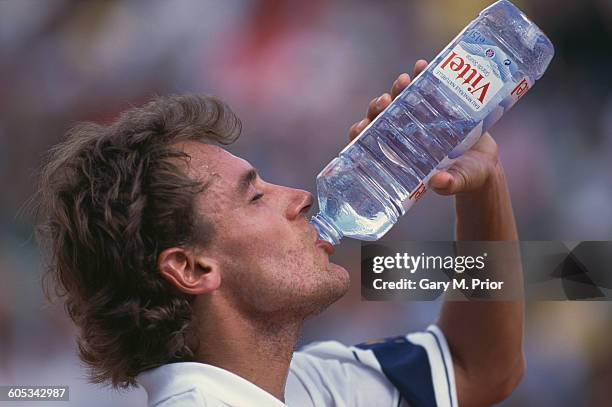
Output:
[211, 206, 325, 286]
[215, 212, 292, 268]
[222, 220, 311, 282]
[223, 208, 293, 249]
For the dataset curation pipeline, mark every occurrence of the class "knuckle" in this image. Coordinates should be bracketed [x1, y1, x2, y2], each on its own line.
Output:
[458, 169, 471, 190]
[451, 167, 469, 191]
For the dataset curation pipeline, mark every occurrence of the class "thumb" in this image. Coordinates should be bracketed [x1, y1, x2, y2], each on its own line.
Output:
[429, 169, 468, 195]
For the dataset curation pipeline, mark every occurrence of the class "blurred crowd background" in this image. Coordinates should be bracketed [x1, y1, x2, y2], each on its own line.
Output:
[0, 0, 611, 405]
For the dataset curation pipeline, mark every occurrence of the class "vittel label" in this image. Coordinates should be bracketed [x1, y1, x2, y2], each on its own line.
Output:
[433, 43, 504, 112]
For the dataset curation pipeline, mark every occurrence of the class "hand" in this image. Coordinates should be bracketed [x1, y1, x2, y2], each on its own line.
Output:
[348, 59, 500, 196]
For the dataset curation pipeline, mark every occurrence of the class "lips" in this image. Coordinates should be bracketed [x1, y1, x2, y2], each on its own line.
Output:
[316, 239, 335, 255]
[310, 221, 334, 255]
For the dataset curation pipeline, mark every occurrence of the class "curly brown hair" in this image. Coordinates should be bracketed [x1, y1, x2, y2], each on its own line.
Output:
[35, 94, 241, 388]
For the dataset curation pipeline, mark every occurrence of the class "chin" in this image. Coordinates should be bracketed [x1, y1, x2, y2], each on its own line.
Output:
[296, 265, 350, 318]
[326, 262, 351, 297]
[328, 261, 349, 278]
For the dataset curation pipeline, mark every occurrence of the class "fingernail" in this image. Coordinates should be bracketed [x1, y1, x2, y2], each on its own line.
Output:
[359, 119, 368, 128]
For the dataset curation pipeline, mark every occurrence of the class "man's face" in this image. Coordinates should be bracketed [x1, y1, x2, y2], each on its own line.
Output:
[182, 141, 349, 320]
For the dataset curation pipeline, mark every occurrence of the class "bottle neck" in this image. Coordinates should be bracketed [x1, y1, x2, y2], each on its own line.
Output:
[310, 212, 342, 245]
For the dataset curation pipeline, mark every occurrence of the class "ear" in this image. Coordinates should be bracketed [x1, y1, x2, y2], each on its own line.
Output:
[157, 247, 221, 295]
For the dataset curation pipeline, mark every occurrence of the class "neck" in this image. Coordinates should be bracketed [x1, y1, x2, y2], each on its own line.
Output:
[192, 296, 303, 402]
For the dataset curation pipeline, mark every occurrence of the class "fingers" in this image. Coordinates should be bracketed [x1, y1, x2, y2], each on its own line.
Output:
[390, 60, 427, 99]
[350, 91, 392, 140]
[350, 59, 428, 142]
[391, 73, 411, 99]
[413, 59, 428, 77]
[366, 93, 392, 121]
[369, 60, 427, 119]
[349, 118, 370, 141]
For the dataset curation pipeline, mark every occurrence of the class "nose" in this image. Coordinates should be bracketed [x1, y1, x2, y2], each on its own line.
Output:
[286, 189, 314, 220]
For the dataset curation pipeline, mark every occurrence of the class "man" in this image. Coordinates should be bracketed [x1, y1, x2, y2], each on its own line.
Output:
[37, 60, 524, 406]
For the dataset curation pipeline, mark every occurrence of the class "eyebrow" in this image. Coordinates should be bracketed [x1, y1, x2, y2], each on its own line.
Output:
[237, 168, 258, 195]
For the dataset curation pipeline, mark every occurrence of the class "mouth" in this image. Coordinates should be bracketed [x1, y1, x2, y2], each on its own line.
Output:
[315, 239, 335, 255]
[309, 221, 335, 255]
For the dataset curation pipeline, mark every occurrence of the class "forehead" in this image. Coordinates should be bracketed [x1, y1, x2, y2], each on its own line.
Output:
[179, 140, 250, 182]
[177, 141, 251, 216]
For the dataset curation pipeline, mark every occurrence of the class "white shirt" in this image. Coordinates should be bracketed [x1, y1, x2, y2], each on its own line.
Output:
[137, 325, 457, 407]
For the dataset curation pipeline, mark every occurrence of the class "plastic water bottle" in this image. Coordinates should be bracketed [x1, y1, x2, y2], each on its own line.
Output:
[311, 0, 554, 245]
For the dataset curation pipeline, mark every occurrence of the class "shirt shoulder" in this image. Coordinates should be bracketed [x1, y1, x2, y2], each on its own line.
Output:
[286, 324, 457, 407]
[287, 346, 398, 407]
[138, 362, 286, 407]
[149, 387, 226, 407]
